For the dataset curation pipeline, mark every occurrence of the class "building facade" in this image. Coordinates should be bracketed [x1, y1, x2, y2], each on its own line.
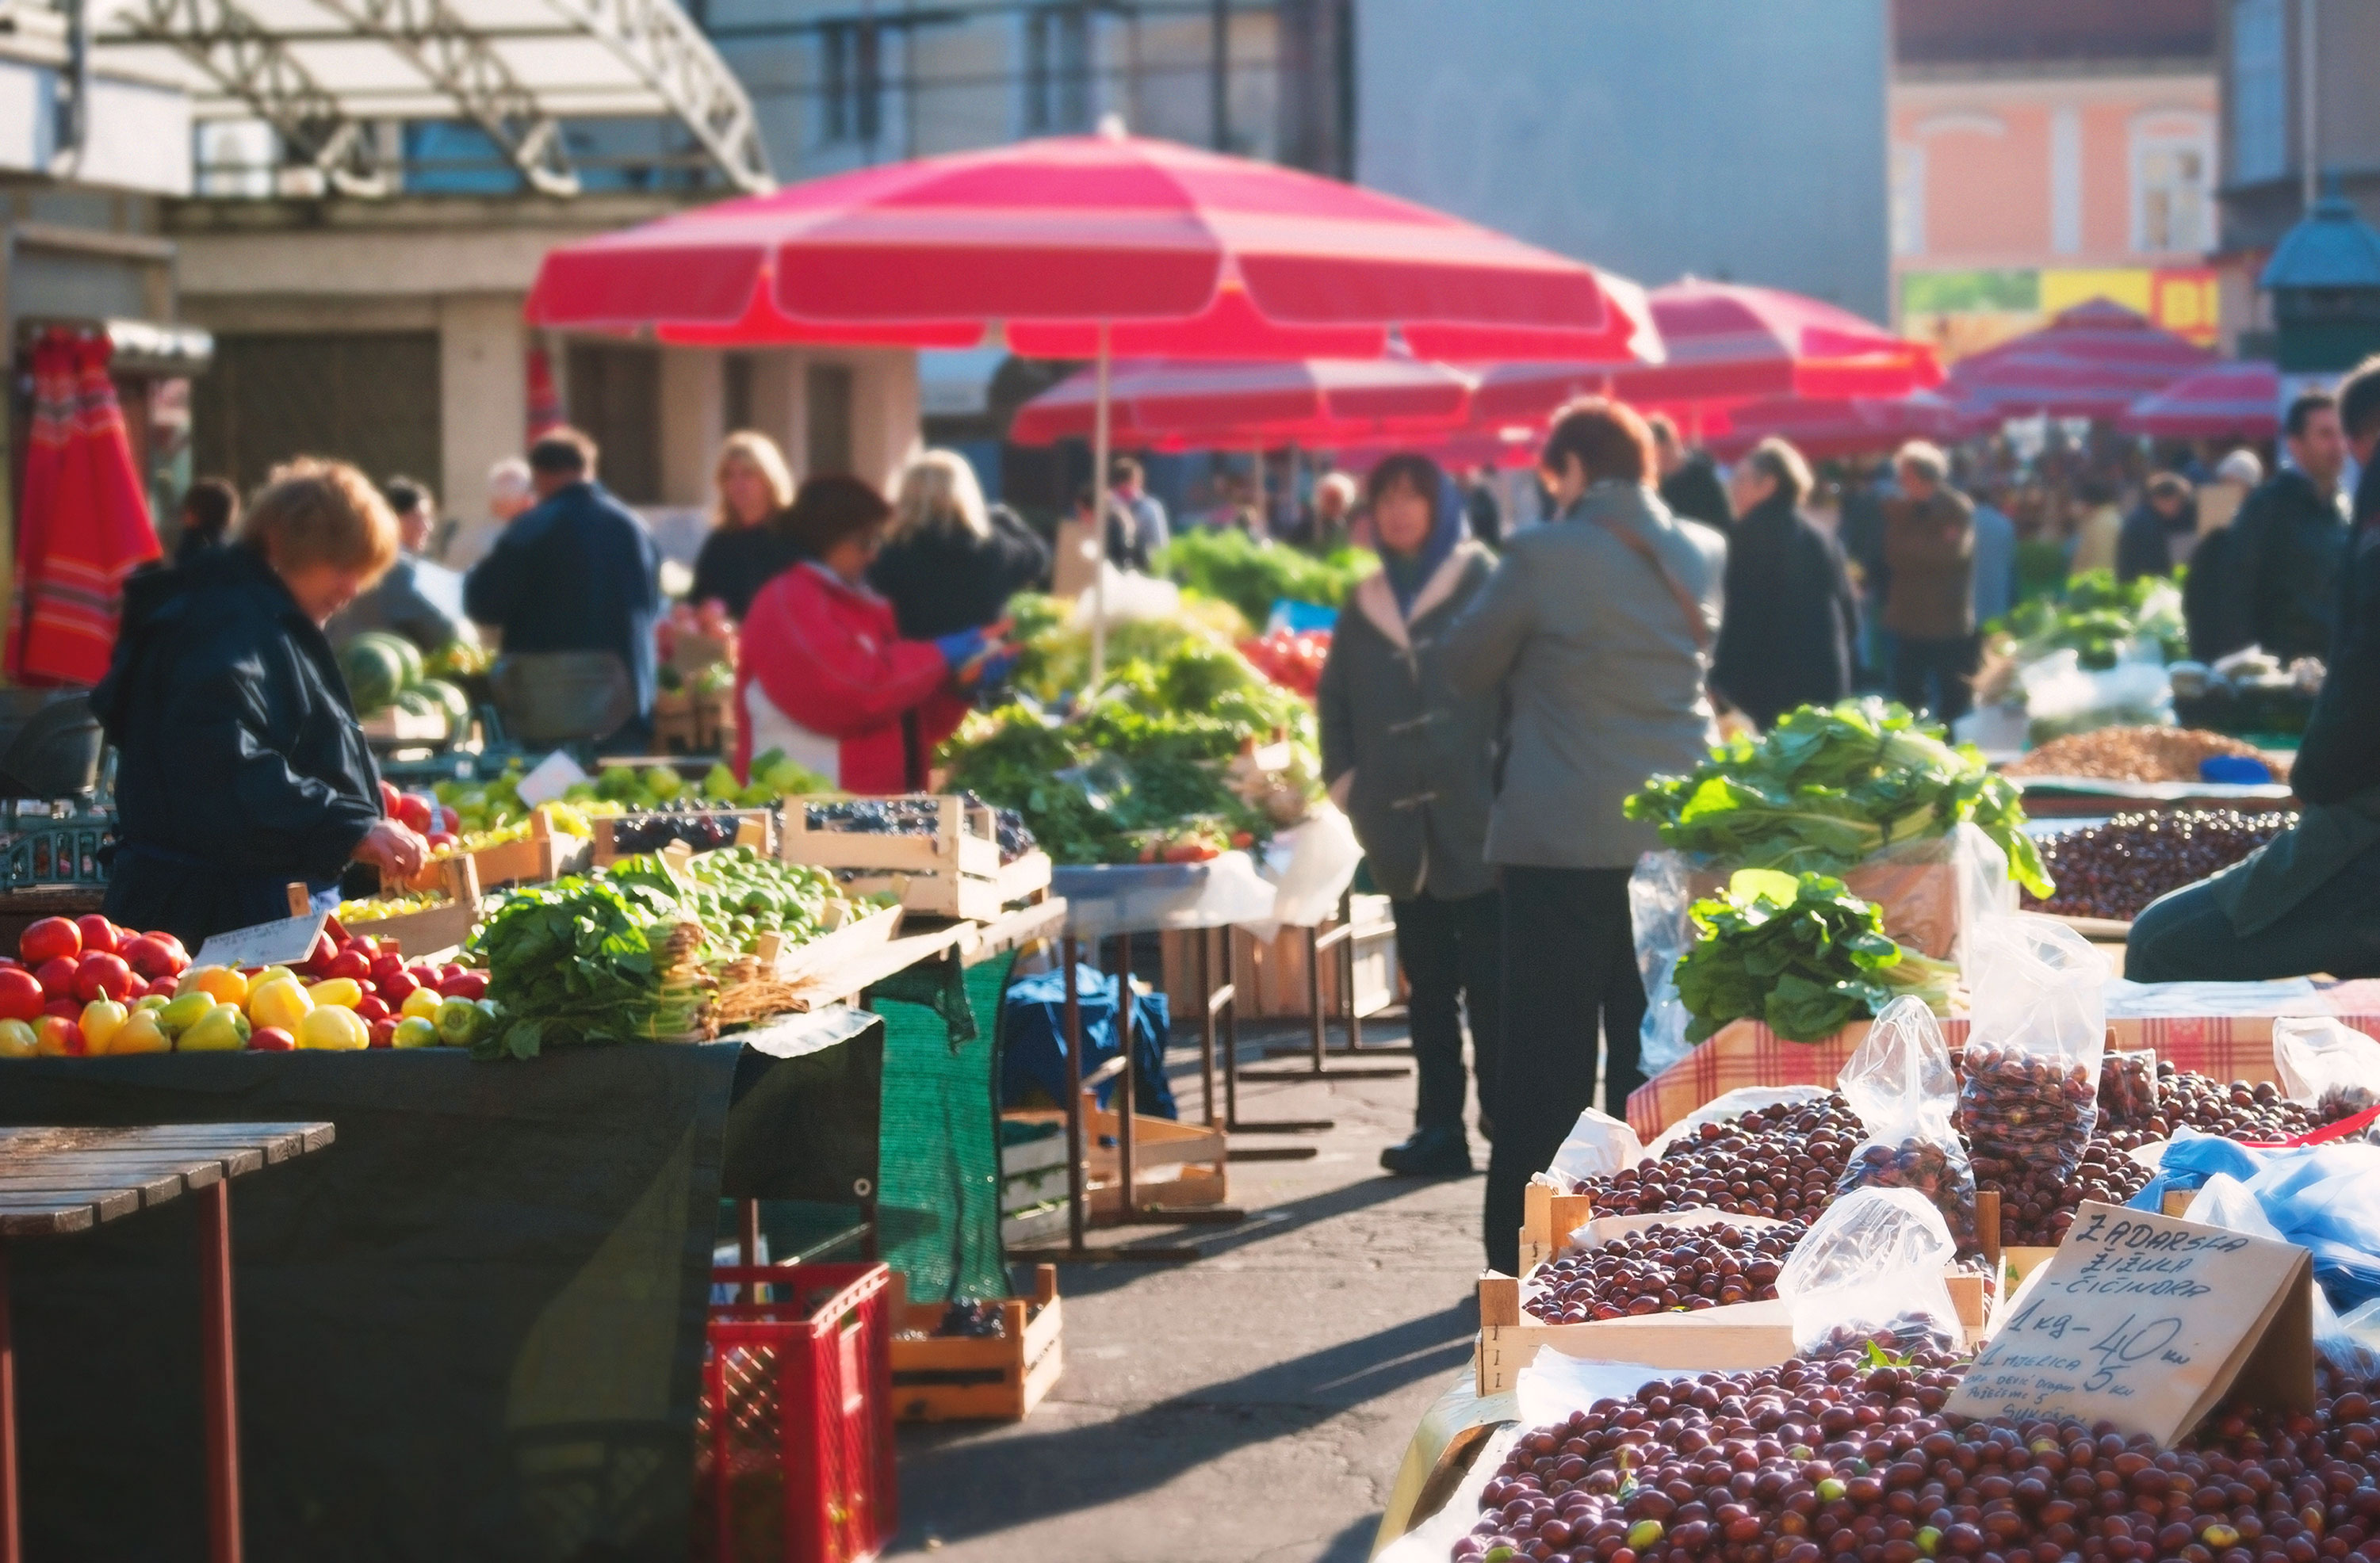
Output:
[1891, 0, 2221, 358]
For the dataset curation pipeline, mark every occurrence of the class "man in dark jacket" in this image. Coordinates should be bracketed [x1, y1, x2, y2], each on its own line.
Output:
[2129, 361, 2380, 982]
[1881, 441, 1977, 722]
[1710, 438, 1858, 731]
[1648, 413, 1733, 533]
[2117, 472, 2195, 583]
[465, 428, 662, 748]
[2220, 392, 2350, 662]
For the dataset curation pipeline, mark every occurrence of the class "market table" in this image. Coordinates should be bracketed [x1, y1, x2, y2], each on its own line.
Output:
[0, 1011, 882, 1563]
[0, 1121, 333, 1563]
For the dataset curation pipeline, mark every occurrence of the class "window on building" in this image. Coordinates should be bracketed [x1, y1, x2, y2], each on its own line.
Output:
[2229, 0, 2286, 184]
[2135, 127, 2214, 254]
[820, 20, 881, 145]
[1890, 142, 1926, 258]
[1025, 6, 1092, 135]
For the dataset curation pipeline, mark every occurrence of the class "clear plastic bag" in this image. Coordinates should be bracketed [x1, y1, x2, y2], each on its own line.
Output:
[2271, 1015, 2380, 1122]
[2181, 1173, 2377, 1377]
[1630, 850, 1695, 1079]
[1538, 1106, 1645, 1190]
[1777, 1185, 1962, 1358]
[1833, 996, 1980, 1255]
[1958, 914, 2110, 1242]
[2098, 1048, 2161, 1132]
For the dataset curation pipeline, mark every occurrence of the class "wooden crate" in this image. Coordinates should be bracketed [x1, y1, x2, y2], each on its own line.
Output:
[402, 809, 559, 894]
[1002, 1105, 1230, 1214]
[837, 848, 1054, 923]
[590, 810, 774, 868]
[782, 793, 1002, 878]
[887, 1265, 1065, 1423]
[1481, 1183, 1993, 1396]
[999, 1118, 1072, 1246]
[348, 857, 480, 957]
[768, 902, 906, 984]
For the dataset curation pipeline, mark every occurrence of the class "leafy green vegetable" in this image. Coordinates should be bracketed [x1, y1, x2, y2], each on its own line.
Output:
[469, 876, 707, 1058]
[1152, 529, 1375, 627]
[1624, 697, 2053, 900]
[1987, 568, 2187, 669]
[1674, 870, 1960, 1044]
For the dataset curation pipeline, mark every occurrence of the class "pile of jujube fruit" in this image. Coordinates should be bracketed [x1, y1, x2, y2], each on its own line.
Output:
[1575, 1098, 1862, 1220]
[1453, 1352, 2380, 1563]
[1525, 1221, 1803, 1324]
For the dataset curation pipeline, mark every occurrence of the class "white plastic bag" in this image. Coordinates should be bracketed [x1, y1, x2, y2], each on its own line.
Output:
[1630, 850, 1694, 1080]
[1960, 915, 2110, 1206]
[2271, 1015, 2380, 1120]
[1068, 561, 1181, 629]
[1537, 1106, 1646, 1191]
[1242, 803, 1364, 937]
[2018, 648, 2173, 743]
[1777, 1185, 1962, 1358]
[1834, 997, 1980, 1254]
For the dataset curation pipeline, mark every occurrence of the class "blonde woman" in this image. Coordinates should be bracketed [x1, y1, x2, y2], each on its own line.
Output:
[690, 430, 799, 619]
[869, 449, 1050, 639]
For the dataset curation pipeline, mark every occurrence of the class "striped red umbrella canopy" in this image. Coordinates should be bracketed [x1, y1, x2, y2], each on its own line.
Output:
[1008, 357, 1477, 446]
[1470, 277, 1938, 424]
[525, 129, 1657, 364]
[2116, 361, 2281, 439]
[1948, 298, 2214, 419]
[1708, 392, 1972, 460]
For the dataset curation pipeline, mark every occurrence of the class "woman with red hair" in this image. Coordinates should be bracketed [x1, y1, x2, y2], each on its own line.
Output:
[733, 475, 1008, 792]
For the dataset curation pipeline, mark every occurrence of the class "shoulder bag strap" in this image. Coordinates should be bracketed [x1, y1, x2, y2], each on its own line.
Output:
[1597, 511, 1713, 652]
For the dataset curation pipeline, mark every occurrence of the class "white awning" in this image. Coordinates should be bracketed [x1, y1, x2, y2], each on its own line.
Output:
[91, 0, 773, 197]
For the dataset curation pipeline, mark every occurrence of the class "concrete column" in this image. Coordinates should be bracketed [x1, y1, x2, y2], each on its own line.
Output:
[850, 348, 922, 496]
[747, 350, 807, 479]
[436, 294, 527, 530]
[659, 347, 725, 506]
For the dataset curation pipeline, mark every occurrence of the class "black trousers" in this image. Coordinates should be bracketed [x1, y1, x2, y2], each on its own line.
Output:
[1891, 633, 1980, 724]
[1484, 865, 1643, 1274]
[2127, 841, 2380, 982]
[1389, 889, 1503, 1137]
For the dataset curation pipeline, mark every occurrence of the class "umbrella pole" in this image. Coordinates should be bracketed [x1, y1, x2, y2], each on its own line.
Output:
[1090, 322, 1113, 692]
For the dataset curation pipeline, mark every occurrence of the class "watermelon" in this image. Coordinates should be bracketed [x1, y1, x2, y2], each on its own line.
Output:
[341, 638, 410, 714]
[354, 631, 425, 690]
[395, 687, 438, 718]
[415, 678, 472, 728]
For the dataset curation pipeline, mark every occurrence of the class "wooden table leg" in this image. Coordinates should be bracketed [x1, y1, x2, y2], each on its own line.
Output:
[0, 1239, 17, 1563]
[197, 1181, 242, 1563]
[1196, 927, 1218, 1128]
[1115, 930, 1136, 1214]
[1061, 935, 1085, 1253]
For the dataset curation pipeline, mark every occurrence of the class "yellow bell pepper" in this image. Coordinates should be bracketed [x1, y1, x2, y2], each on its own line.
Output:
[247, 978, 313, 1033]
[179, 1003, 251, 1053]
[297, 1006, 368, 1051]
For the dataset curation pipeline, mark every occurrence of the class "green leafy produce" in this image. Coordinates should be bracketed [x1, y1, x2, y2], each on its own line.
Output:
[1004, 591, 1253, 705]
[1674, 869, 1960, 1044]
[1624, 698, 2053, 900]
[469, 877, 707, 1058]
[1152, 529, 1374, 628]
[1988, 569, 2187, 669]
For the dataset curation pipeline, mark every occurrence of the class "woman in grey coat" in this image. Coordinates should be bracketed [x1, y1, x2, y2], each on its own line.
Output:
[1317, 454, 1503, 1180]
[1440, 398, 1724, 1274]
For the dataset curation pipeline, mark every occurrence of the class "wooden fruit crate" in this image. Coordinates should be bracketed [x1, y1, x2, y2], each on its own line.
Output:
[766, 901, 906, 985]
[349, 856, 480, 957]
[782, 794, 1002, 878]
[1001, 1104, 1230, 1215]
[887, 1265, 1065, 1424]
[402, 809, 561, 894]
[1480, 1184, 1992, 1396]
[589, 809, 774, 868]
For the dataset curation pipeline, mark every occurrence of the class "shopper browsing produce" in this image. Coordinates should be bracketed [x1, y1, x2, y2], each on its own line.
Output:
[1315, 453, 1503, 1180]
[687, 430, 801, 621]
[1439, 397, 1724, 1274]
[1708, 437, 1859, 732]
[91, 459, 429, 946]
[869, 449, 1050, 640]
[735, 474, 1012, 793]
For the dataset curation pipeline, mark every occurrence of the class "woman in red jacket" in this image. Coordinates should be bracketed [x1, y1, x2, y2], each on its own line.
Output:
[734, 475, 1008, 793]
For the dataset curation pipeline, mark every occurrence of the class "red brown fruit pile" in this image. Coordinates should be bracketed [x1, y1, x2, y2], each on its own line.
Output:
[1525, 1222, 1804, 1324]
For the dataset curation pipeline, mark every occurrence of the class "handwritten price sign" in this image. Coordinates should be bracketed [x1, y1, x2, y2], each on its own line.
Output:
[1947, 1201, 2313, 1445]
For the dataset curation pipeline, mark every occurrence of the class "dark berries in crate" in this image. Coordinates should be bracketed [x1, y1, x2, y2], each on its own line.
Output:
[1569, 1095, 1861, 1220]
[1524, 1220, 1802, 1324]
[2022, 808, 2291, 922]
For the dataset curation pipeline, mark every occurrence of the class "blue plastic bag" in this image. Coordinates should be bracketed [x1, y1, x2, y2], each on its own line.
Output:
[2131, 1129, 2380, 1308]
[1000, 963, 1177, 1118]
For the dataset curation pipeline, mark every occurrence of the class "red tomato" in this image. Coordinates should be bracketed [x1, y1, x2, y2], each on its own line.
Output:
[396, 793, 434, 834]
[379, 971, 419, 1006]
[144, 976, 178, 999]
[155, 933, 191, 975]
[20, 916, 79, 966]
[438, 805, 461, 835]
[75, 915, 119, 956]
[379, 781, 402, 818]
[36, 1015, 82, 1055]
[354, 995, 391, 1022]
[369, 1018, 398, 1049]
[427, 832, 459, 852]
[121, 934, 179, 980]
[300, 932, 339, 976]
[369, 953, 405, 984]
[0, 967, 43, 1022]
[34, 956, 78, 1002]
[439, 971, 488, 1001]
[248, 1026, 296, 1053]
[73, 952, 135, 1004]
[438, 964, 465, 984]
[42, 998, 81, 1021]
[325, 949, 372, 983]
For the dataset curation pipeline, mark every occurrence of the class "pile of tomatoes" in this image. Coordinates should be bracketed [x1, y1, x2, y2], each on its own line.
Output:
[0, 912, 492, 1058]
[1237, 628, 1330, 700]
[382, 779, 462, 854]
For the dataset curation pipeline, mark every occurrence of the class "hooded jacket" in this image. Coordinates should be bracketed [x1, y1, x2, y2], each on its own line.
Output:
[733, 562, 969, 793]
[90, 545, 383, 944]
[1315, 477, 1500, 901]
[1710, 489, 1858, 731]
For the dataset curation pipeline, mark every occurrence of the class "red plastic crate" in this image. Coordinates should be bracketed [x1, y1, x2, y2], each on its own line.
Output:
[695, 1263, 897, 1563]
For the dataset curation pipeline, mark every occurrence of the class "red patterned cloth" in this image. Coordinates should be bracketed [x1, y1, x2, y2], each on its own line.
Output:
[7, 331, 158, 685]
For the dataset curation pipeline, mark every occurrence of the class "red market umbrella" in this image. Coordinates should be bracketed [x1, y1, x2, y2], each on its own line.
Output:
[2116, 360, 2281, 439]
[1706, 391, 1971, 461]
[1471, 277, 1938, 425]
[7, 331, 159, 686]
[1947, 298, 2213, 420]
[528, 126, 1657, 680]
[1008, 357, 1476, 446]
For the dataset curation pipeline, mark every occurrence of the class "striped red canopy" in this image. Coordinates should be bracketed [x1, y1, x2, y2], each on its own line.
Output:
[1948, 299, 2214, 420]
[1008, 357, 1477, 446]
[526, 131, 1658, 364]
[1708, 392, 1977, 460]
[1471, 278, 1938, 422]
[2117, 361, 2281, 439]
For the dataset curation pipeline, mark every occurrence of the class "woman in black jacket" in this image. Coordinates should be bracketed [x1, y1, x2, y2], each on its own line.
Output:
[870, 450, 1051, 640]
[92, 459, 430, 946]
[689, 432, 802, 621]
[1708, 437, 1859, 732]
